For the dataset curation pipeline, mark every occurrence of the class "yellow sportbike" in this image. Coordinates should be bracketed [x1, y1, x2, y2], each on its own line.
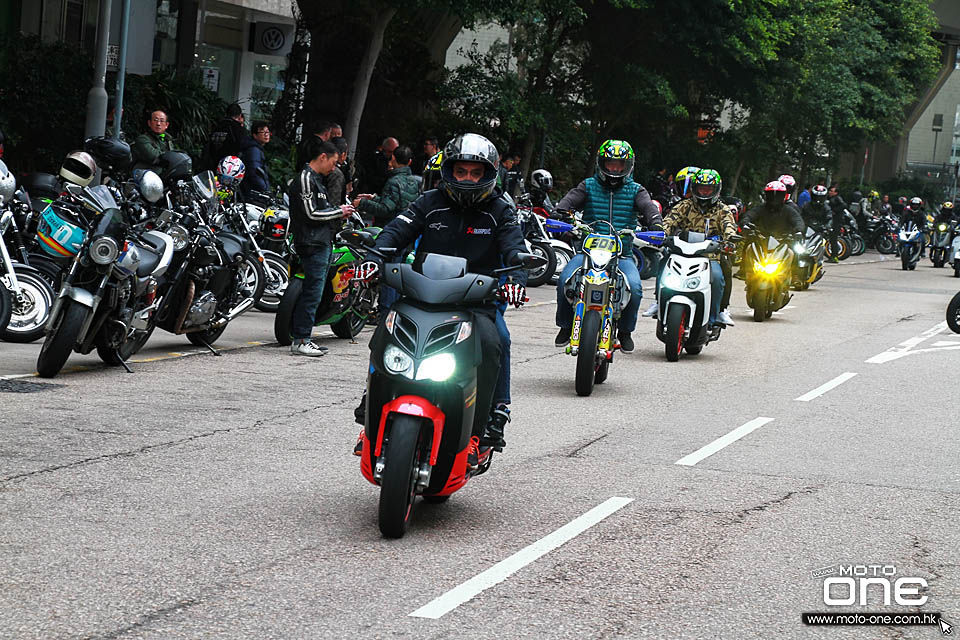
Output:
[564, 221, 632, 396]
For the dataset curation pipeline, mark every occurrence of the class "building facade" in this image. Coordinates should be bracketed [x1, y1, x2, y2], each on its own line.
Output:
[8, 0, 294, 120]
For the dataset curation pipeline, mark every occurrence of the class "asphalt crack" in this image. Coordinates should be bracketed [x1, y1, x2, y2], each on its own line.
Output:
[564, 433, 610, 458]
[720, 485, 822, 526]
[1, 397, 358, 485]
[85, 598, 201, 640]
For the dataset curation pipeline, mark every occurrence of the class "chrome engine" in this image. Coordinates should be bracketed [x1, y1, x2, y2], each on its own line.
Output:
[183, 291, 218, 328]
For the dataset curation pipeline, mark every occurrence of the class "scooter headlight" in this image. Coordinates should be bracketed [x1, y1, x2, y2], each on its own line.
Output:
[383, 344, 414, 378]
[416, 353, 456, 382]
[685, 276, 701, 290]
[89, 236, 119, 265]
[939, 223, 948, 231]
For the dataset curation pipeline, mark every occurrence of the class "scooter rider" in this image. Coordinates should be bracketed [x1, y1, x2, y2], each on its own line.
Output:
[800, 185, 831, 231]
[936, 201, 956, 226]
[356, 133, 527, 461]
[552, 139, 663, 354]
[642, 169, 737, 326]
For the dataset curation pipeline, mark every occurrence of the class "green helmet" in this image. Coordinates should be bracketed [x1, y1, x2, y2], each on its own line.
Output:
[692, 169, 722, 210]
[596, 139, 635, 188]
[676, 166, 701, 198]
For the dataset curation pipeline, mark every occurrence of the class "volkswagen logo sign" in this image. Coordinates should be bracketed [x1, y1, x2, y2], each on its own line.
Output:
[260, 26, 285, 52]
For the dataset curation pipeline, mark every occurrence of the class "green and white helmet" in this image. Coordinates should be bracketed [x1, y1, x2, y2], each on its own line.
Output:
[692, 168, 722, 210]
[596, 139, 635, 188]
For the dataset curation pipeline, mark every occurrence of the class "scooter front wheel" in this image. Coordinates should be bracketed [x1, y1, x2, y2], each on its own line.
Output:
[378, 415, 423, 538]
[664, 304, 687, 362]
[947, 291, 960, 334]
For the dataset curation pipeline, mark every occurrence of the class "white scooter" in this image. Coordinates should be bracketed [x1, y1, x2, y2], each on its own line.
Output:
[655, 230, 725, 362]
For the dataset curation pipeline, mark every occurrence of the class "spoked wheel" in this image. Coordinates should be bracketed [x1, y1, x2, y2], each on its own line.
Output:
[575, 310, 601, 396]
[253, 253, 289, 312]
[850, 234, 866, 256]
[378, 415, 423, 538]
[664, 304, 687, 362]
[947, 291, 960, 334]
[526, 242, 557, 287]
[552, 248, 573, 284]
[0, 269, 54, 343]
[238, 255, 266, 305]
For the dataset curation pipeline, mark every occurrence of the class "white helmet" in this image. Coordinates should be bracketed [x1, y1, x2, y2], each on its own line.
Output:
[0, 159, 15, 203]
[217, 155, 245, 187]
[60, 151, 97, 187]
[530, 168, 553, 193]
[134, 169, 164, 203]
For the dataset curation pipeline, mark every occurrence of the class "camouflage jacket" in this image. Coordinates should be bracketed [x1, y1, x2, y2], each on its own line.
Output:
[662, 198, 737, 241]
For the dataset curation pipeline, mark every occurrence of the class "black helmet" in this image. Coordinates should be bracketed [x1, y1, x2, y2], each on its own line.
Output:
[811, 184, 828, 205]
[439, 133, 499, 207]
[530, 168, 554, 193]
[22, 172, 61, 201]
[158, 151, 193, 184]
[84, 136, 132, 170]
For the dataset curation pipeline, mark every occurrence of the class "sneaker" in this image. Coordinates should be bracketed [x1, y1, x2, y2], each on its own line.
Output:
[718, 309, 735, 326]
[480, 404, 510, 451]
[617, 332, 635, 353]
[353, 430, 364, 456]
[830, 257, 840, 263]
[354, 393, 366, 425]
[554, 327, 570, 347]
[291, 339, 327, 356]
[642, 302, 659, 318]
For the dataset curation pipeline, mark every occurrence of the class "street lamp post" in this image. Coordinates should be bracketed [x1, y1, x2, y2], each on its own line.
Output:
[84, 0, 113, 139]
[112, 0, 132, 140]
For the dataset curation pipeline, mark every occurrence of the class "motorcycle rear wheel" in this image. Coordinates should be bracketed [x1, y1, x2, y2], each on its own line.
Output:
[273, 277, 302, 346]
[378, 415, 423, 538]
[36, 300, 86, 378]
[526, 242, 556, 288]
[947, 291, 960, 334]
[664, 304, 687, 362]
[575, 310, 601, 396]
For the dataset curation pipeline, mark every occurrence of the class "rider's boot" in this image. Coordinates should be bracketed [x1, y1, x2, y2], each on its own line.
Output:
[617, 331, 635, 353]
[554, 327, 570, 347]
[479, 403, 510, 451]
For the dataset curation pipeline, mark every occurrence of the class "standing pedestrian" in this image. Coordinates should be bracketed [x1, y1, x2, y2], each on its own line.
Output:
[797, 184, 812, 208]
[203, 103, 255, 170]
[287, 139, 355, 356]
[416, 136, 440, 173]
[826, 184, 847, 262]
[241, 121, 271, 197]
[365, 136, 399, 194]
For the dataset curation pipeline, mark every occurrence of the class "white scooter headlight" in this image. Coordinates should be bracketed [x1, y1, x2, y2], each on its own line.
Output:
[384, 344, 414, 378]
[416, 353, 456, 382]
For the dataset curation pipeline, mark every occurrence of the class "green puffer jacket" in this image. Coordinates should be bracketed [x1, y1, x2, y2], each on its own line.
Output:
[583, 175, 641, 231]
[359, 166, 420, 226]
[132, 131, 176, 170]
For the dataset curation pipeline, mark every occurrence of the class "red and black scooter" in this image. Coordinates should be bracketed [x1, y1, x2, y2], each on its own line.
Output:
[348, 231, 541, 538]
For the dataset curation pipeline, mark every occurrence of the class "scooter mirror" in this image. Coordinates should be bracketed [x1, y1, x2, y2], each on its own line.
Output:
[513, 252, 548, 269]
[341, 230, 376, 247]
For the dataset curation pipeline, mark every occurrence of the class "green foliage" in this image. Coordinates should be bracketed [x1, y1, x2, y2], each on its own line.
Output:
[122, 68, 227, 161]
[0, 34, 93, 173]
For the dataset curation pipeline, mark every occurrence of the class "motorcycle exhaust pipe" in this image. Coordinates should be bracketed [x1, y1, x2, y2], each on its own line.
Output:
[212, 296, 255, 328]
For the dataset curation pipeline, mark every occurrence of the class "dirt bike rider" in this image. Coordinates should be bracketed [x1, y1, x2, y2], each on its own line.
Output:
[740, 180, 806, 276]
[355, 133, 527, 466]
[642, 169, 737, 326]
[552, 139, 662, 354]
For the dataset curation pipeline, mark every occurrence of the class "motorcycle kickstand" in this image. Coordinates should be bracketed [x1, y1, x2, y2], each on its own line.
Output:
[119, 359, 134, 374]
[198, 339, 222, 357]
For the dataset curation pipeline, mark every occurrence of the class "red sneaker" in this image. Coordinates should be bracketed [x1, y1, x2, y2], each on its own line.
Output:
[353, 430, 364, 456]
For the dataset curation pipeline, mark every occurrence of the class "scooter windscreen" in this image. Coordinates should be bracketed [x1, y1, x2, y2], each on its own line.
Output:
[383, 253, 497, 305]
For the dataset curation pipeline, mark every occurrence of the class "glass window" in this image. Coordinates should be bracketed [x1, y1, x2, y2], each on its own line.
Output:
[153, 0, 179, 69]
[251, 59, 286, 120]
[196, 43, 240, 104]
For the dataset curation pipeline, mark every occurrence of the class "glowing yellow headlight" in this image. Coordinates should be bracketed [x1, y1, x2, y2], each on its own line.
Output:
[754, 261, 781, 274]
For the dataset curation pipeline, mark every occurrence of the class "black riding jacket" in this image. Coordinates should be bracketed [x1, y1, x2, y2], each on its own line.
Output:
[740, 203, 805, 237]
[374, 188, 528, 287]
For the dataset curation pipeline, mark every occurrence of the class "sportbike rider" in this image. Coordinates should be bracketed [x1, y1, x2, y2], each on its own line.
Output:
[800, 185, 831, 233]
[552, 139, 663, 354]
[642, 169, 737, 326]
[356, 133, 528, 468]
[900, 197, 928, 257]
[740, 180, 806, 274]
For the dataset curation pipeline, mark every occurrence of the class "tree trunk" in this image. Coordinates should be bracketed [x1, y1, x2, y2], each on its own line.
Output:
[729, 156, 746, 196]
[345, 7, 398, 158]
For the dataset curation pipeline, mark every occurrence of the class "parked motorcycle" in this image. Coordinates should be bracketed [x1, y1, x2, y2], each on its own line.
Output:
[36, 185, 174, 377]
[949, 221, 960, 278]
[351, 232, 542, 537]
[929, 220, 953, 268]
[743, 226, 795, 322]
[898, 223, 924, 271]
[516, 195, 558, 287]
[562, 220, 631, 396]
[273, 224, 381, 344]
[146, 171, 259, 348]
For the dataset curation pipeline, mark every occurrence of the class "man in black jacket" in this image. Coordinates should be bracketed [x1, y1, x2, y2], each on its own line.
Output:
[288, 139, 355, 356]
[358, 133, 527, 465]
[826, 184, 849, 262]
[204, 103, 255, 170]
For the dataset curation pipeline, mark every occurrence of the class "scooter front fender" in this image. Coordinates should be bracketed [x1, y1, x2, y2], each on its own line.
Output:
[375, 395, 445, 466]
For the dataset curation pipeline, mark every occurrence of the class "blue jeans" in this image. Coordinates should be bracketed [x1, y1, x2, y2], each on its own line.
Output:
[493, 301, 510, 405]
[291, 246, 332, 340]
[555, 255, 642, 333]
[379, 284, 399, 311]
